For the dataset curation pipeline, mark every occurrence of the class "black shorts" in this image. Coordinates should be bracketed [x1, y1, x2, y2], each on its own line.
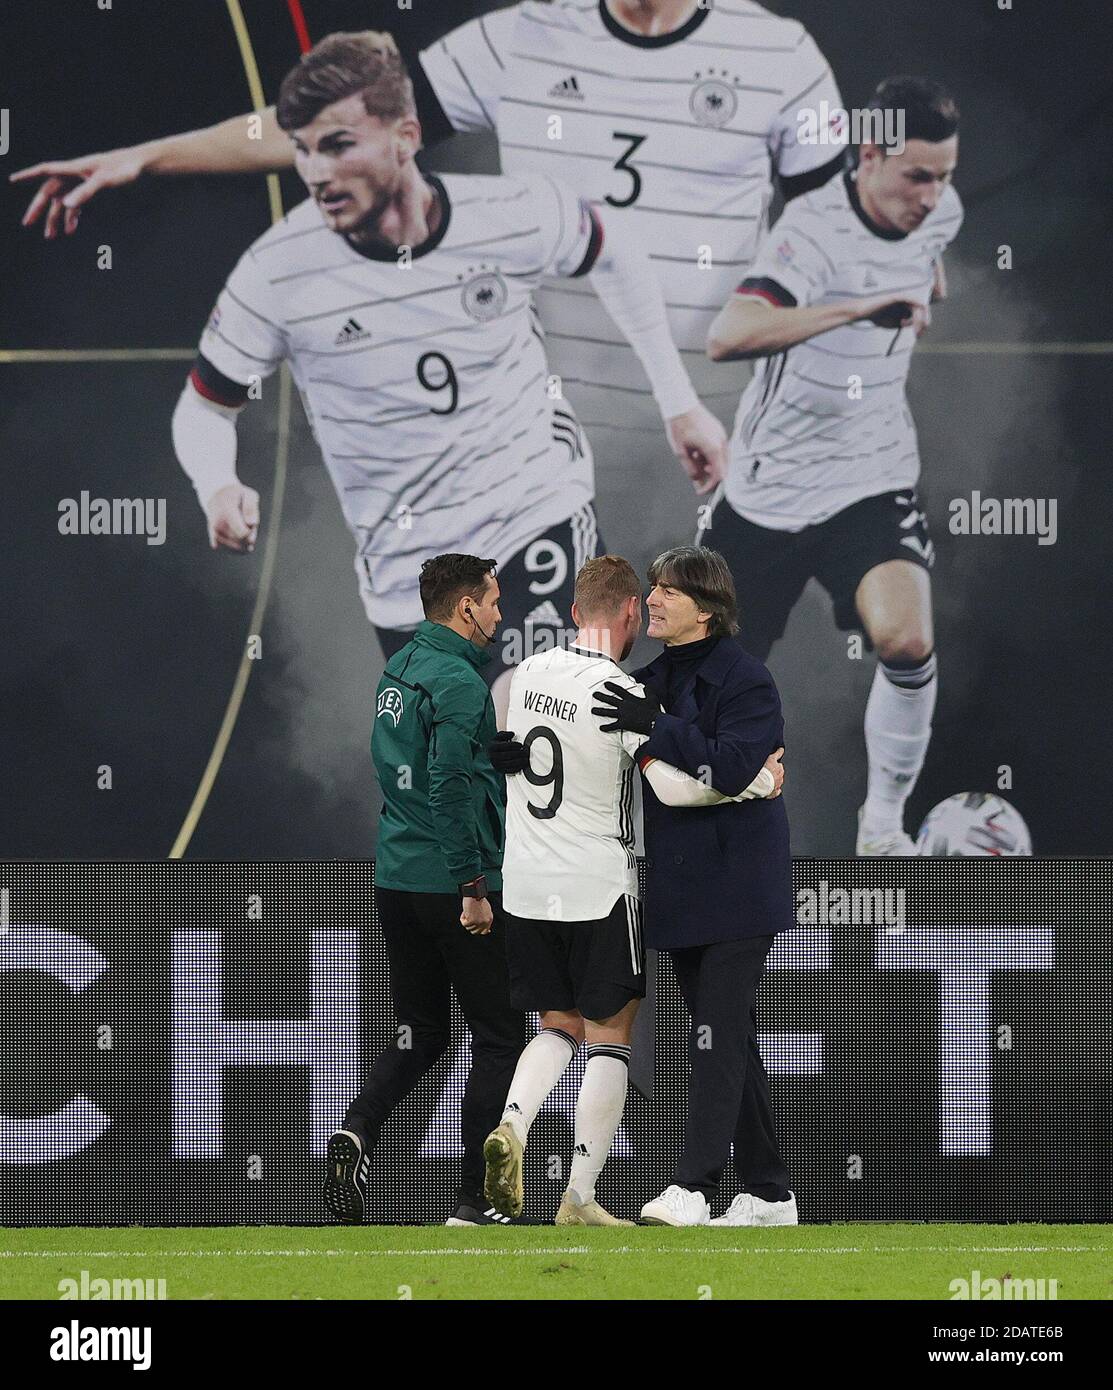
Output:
[504, 893, 646, 1022]
[700, 488, 935, 660]
[375, 503, 604, 681]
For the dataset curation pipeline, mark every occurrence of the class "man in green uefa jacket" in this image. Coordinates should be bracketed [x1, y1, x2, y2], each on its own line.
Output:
[324, 554, 526, 1227]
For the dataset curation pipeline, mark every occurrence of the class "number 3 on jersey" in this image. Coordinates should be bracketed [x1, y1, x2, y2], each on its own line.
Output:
[523, 726, 564, 820]
[605, 133, 647, 209]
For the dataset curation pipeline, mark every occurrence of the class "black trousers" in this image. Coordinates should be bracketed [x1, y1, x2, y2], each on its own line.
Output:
[670, 935, 792, 1203]
[345, 887, 527, 1206]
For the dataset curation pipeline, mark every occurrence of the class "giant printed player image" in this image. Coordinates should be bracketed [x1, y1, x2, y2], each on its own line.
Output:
[704, 77, 963, 855]
[164, 33, 724, 715]
[14, 0, 846, 556]
[484, 555, 783, 1224]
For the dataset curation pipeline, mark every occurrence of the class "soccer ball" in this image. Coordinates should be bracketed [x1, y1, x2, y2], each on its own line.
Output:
[915, 792, 1032, 856]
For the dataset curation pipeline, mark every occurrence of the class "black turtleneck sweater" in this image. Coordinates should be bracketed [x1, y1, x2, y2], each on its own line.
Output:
[660, 633, 720, 711]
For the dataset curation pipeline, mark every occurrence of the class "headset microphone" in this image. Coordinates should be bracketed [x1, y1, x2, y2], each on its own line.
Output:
[466, 607, 495, 643]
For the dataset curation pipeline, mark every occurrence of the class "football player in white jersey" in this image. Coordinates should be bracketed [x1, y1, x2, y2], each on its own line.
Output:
[14, 1, 845, 545]
[162, 35, 725, 712]
[483, 555, 782, 1223]
[704, 78, 963, 854]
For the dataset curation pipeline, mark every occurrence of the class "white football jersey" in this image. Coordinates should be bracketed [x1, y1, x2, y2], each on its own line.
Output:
[722, 170, 964, 529]
[420, 0, 846, 436]
[198, 172, 599, 629]
[502, 644, 647, 921]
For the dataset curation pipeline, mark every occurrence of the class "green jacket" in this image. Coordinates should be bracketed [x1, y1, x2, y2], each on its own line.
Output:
[371, 620, 504, 894]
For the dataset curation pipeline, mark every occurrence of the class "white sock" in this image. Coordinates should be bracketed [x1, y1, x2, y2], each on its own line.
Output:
[500, 1027, 578, 1147]
[566, 1044, 630, 1205]
[862, 654, 938, 834]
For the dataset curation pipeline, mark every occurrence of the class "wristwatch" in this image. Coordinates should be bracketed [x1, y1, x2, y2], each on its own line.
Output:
[459, 875, 489, 900]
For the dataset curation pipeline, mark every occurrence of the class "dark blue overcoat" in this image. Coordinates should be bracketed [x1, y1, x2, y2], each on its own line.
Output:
[633, 637, 794, 949]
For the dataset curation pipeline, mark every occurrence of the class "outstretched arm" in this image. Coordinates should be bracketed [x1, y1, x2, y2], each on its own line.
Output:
[708, 289, 927, 362]
[11, 28, 400, 236]
[12, 109, 293, 238]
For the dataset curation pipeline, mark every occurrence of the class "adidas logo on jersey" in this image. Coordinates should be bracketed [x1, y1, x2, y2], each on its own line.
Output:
[334, 316, 371, 345]
[524, 599, 563, 629]
[548, 75, 584, 100]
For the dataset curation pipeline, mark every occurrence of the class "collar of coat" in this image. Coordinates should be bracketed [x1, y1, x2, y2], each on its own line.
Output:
[413, 619, 493, 670]
[640, 634, 738, 694]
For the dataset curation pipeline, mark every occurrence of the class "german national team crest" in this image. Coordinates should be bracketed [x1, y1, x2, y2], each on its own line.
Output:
[461, 270, 508, 322]
[376, 686, 405, 726]
[690, 77, 737, 129]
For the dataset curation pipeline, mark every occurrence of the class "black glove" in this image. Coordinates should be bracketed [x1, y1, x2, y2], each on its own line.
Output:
[591, 681, 660, 736]
[488, 730, 528, 774]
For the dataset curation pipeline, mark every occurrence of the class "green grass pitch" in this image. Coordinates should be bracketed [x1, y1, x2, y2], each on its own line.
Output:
[2, 1225, 1109, 1300]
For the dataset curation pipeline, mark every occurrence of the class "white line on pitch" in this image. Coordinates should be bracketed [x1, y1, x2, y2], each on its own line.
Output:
[0, 1245, 1104, 1258]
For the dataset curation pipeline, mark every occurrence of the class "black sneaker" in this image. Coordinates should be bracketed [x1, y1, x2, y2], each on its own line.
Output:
[324, 1129, 371, 1224]
[445, 1201, 547, 1226]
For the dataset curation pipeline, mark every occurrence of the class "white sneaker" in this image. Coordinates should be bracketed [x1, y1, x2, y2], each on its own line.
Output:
[856, 806, 917, 857]
[639, 1185, 710, 1226]
[710, 1191, 798, 1227]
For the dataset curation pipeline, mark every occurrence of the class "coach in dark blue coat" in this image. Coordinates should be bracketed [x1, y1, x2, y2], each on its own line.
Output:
[592, 546, 797, 1228]
[634, 627, 793, 951]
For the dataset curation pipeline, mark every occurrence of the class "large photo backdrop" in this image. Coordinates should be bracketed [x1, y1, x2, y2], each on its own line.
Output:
[2, 0, 1111, 859]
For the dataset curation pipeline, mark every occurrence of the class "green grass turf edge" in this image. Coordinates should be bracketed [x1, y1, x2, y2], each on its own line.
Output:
[2, 1224, 1110, 1301]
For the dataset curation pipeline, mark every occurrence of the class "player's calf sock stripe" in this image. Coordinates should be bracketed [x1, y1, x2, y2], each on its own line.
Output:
[881, 652, 937, 689]
[862, 654, 938, 834]
[501, 1027, 580, 1146]
[569, 1046, 630, 1206]
[542, 1026, 580, 1056]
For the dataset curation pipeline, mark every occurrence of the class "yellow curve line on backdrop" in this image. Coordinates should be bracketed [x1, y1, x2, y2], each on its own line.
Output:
[168, 0, 291, 859]
[0, 349, 196, 363]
